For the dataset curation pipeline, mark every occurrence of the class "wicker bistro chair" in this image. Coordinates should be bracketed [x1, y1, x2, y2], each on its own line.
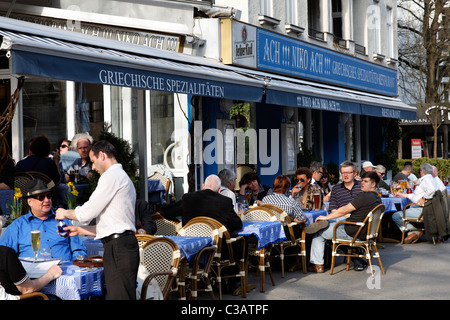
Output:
[139, 237, 181, 300]
[188, 216, 246, 300]
[330, 204, 386, 276]
[148, 172, 171, 203]
[177, 217, 219, 300]
[240, 207, 276, 292]
[136, 234, 157, 248]
[152, 212, 181, 236]
[14, 172, 34, 214]
[259, 204, 307, 276]
[400, 203, 424, 245]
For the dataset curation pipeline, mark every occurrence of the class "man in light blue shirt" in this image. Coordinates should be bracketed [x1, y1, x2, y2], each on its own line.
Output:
[0, 179, 87, 260]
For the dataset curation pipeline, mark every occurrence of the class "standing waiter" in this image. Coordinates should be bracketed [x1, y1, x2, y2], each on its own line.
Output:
[56, 140, 139, 300]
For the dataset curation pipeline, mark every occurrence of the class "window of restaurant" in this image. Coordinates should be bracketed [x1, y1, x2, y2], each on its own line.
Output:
[22, 78, 67, 153]
[75, 82, 105, 142]
[150, 90, 175, 167]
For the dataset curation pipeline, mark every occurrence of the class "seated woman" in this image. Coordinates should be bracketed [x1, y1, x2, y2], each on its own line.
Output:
[292, 167, 324, 211]
[261, 175, 305, 238]
[237, 172, 272, 207]
[318, 170, 333, 202]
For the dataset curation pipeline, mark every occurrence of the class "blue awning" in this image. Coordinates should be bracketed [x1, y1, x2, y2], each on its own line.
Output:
[0, 28, 264, 102]
[265, 79, 416, 120]
[0, 17, 416, 121]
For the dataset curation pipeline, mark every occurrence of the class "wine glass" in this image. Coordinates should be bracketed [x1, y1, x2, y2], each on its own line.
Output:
[40, 245, 51, 261]
[30, 230, 40, 263]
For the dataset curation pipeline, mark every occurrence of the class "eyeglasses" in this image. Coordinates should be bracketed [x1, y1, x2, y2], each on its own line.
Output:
[32, 193, 53, 201]
[60, 144, 69, 149]
[378, 172, 386, 176]
[299, 178, 306, 183]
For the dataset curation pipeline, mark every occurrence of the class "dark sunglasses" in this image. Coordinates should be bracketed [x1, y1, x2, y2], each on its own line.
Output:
[32, 193, 53, 201]
[299, 178, 306, 183]
[60, 144, 69, 148]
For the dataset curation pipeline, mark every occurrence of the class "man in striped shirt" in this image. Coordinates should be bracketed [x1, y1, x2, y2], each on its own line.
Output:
[328, 161, 362, 213]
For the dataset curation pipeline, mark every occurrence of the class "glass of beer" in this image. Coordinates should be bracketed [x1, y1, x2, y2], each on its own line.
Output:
[31, 230, 40, 263]
[313, 191, 321, 210]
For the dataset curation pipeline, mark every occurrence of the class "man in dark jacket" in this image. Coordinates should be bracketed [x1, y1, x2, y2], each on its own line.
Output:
[160, 174, 242, 233]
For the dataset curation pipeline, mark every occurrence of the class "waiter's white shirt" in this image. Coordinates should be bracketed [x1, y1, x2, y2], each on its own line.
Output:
[75, 163, 136, 240]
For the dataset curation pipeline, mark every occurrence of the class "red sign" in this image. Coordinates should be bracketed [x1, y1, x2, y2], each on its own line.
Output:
[411, 139, 422, 160]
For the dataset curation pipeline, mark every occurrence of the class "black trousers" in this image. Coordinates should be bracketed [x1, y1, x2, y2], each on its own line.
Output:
[102, 233, 139, 300]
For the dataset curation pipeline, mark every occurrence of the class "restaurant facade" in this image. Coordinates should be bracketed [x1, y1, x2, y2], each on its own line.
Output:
[0, 0, 416, 199]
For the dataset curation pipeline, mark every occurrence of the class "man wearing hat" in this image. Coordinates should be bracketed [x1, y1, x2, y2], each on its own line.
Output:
[360, 161, 375, 176]
[0, 179, 87, 261]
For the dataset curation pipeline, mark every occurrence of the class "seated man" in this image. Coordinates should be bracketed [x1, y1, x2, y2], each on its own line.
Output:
[308, 171, 382, 273]
[65, 133, 93, 184]
[218, 168, 239, 214]
[392, 163, 440, 244]
[161, 174, 242, 233]
[0, 179, 87, 260]
[0, 245, 62, 298]
[135, 199, 157, 235]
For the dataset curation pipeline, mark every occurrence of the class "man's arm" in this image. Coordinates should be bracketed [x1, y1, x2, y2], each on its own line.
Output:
[316, 202, 356, 222]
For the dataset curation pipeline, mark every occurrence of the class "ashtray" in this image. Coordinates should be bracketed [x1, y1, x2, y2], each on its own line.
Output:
[72, 257, 103, 267]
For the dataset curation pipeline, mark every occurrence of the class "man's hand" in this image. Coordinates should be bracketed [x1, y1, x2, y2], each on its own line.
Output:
[47, 265, 63, 280]
[55, 208, 67, 220]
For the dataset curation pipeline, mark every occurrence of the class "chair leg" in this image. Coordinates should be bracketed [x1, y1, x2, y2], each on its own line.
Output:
[329, 243, 336, 275]
[280, 247, 285, 278]
[371, 244, 385, 275]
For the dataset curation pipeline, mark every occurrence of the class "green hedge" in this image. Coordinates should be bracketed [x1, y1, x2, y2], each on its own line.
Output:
[396, 158, 450, 178]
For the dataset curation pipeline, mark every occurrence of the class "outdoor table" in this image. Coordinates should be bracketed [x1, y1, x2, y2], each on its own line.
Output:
[304, 210, 327, 226]
[41, 261, 105, 300]
[148, 179, 166, 205]
[82, 236, 104, 257]
[381, 196, 411, 213]
[235, 221, 286, 293]
[0, 189, 14, 216]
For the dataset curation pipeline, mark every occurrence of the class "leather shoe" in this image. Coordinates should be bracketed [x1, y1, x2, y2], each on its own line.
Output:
[353, 258, 367, 271]
[304, 220, 329, 234]
[307, 264, 324, 273]
[404, 231, 422, 244]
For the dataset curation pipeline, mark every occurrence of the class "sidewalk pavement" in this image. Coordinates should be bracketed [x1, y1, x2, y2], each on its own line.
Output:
[215, 240, 450, 300]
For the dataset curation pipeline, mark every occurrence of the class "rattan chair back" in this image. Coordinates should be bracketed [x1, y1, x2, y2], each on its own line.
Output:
[241, 206, 277, 222]
[148, 172, 171, 201]
[140, 237, 180, 300]
[152, 212, 181, 236]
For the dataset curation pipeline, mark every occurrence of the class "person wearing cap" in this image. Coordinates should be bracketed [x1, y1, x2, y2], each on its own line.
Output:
[360, 161, 375, 176]
[0, 179, 87, 261]
[56, 140, 139, 300]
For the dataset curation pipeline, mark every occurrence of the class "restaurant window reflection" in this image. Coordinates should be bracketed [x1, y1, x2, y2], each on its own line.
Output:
[75, 83, 104, 141]
[150, 91, 174, 167]
[22, 79, 66, 153]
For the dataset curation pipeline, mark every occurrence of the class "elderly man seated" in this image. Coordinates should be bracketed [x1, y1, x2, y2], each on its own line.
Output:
[65, 132, 94, 184]
[0, 179, 87, 260]
[392, 163, 441, 244]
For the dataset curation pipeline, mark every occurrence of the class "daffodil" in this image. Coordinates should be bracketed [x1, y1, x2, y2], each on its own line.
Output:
[6, 188, 23, 226]
[66, 184, 79, 209]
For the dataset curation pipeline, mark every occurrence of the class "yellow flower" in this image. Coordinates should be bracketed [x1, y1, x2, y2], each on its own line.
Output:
[71, 189, 79, 197]
[13, 188, 22, 200]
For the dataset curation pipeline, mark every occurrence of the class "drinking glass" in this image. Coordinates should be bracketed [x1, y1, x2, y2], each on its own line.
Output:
[31, 230, 41, 263]
[40, 245, 51, 261]
[313, 191, 321, 210]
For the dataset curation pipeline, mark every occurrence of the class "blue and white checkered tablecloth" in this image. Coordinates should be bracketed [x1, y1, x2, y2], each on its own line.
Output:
[235, 221, 286, 250]
[41, 262, 104, 300]
[165, 236, 213, 261]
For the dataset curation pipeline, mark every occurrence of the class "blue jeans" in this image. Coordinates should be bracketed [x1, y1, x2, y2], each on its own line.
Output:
[392, 206, 423, 235]
[310, 217, 351, 265]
